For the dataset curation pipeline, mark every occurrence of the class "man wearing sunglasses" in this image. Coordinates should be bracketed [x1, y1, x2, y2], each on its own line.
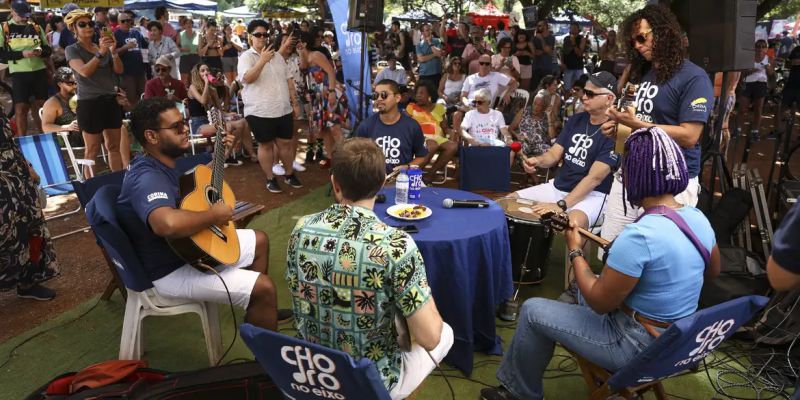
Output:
[511, 71, 618, 232]
[452, 54, 519, 133]
[114, 10, 148, 108]
[355, 79, 427, 173]
[599, 5, 713, 247]
[143, 56, 187, 102]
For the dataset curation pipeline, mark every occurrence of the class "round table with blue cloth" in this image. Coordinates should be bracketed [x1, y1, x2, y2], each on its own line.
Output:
[374, 187, 513, 375]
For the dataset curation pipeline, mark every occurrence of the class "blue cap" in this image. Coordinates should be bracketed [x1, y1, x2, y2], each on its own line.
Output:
[11, 0, 32, 18]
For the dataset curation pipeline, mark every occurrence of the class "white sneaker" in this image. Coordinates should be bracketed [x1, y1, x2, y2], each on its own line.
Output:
[272, 163, 286, 176]
[293, 161, 307, 172]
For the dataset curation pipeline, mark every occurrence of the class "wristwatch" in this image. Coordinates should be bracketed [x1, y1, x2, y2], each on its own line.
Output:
[94, 51, 103, 59]
[568, 249, 584, 264]
[557, 200, 567, 211]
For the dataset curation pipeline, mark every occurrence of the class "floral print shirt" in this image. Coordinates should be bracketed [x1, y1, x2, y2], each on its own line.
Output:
[286, 204, 432, 390]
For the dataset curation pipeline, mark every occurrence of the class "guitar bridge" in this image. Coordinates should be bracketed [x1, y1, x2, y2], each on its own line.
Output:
[209, 225, 228, 241]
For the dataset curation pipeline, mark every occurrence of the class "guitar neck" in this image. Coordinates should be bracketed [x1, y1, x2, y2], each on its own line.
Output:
[208, 108, 226, 199]
[576, 227, 611, 250]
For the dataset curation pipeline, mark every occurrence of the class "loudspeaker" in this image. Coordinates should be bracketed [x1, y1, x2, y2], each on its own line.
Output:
[347, 0, 384, 33]
[672, 0, 756, 72]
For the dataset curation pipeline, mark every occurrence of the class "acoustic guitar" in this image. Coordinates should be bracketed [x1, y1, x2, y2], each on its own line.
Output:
[541, 210, 611, 250]
[613, 83, 639, 154]
[167, 107, 240, 269]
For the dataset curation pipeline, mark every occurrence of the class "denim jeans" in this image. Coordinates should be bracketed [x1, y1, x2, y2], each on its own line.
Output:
[562, 69, 585, 92]
[496, 296, 658, 400]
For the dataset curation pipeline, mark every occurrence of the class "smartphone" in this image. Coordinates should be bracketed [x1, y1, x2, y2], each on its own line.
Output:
[102, 27, 113, 39]
[396, 225, 419, 234]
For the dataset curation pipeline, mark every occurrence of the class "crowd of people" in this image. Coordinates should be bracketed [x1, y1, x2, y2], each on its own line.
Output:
[3, 1, 800, 399]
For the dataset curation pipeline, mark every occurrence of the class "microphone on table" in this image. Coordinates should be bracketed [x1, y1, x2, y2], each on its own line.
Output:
[442, 198, 490, 208]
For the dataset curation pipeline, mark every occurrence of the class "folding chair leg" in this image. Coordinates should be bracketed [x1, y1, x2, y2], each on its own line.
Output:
[588, 382, 612, 400]
[119, 290, 142, 360]
[652, 382, 667, 400]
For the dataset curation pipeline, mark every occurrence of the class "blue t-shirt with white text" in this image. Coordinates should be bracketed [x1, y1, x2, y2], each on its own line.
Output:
[114, 28, 147, 76]
[355, 112, 428, 173]
[607, 206, 715, 322]
[554, 112, 617, 194]
[117, 156, 185, 281]
[634, 60, 713, 178]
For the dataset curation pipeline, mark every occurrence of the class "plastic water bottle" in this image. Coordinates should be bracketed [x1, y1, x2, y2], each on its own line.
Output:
[395, 170, 409, 204]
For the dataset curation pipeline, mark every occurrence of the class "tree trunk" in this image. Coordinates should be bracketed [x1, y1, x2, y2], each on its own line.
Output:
[757, 0, 784, 20]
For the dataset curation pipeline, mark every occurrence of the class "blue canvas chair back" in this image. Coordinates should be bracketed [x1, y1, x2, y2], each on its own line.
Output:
[175, 152, 212, 175]
[459, 146, 511, 193]
[607, 295, 769, 390]
[72, 171, 127, 208]
[85, 185, 154, 292]
[15, 132, 73, 195]
[240, 323, 391, 400]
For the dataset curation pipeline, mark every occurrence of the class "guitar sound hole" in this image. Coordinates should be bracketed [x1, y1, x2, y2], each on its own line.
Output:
[205, 186, 219, 205]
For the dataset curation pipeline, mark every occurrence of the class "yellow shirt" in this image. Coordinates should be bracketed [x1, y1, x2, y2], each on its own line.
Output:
[406, 103, 446, 138]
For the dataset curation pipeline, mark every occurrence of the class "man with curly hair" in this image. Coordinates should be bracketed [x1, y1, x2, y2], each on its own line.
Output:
[599, 4, 714, 245]
[286, 138, 452, 399]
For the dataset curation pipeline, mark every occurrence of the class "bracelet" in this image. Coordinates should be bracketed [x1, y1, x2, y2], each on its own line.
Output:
[568, 249, 584, 264]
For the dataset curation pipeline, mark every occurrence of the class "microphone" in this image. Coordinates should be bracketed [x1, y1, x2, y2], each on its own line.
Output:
[442, 198, 490, 208]
[509, 141, 522, 153]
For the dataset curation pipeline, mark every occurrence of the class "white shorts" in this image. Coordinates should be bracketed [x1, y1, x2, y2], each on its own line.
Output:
[598, 172, 700, 258]
[515, 180, 609, 227]
[389, 322, 454, 400]
[153, 229, 260, 310]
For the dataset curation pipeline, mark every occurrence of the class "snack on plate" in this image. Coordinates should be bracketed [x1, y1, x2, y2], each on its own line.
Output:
[396, 205, 427, 218]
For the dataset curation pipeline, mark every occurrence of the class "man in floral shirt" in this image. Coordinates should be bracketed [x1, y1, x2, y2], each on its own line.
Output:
[287, 138, 453, 399]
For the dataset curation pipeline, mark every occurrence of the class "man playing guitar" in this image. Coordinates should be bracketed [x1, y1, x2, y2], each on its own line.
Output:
[117, 98, 285, 330]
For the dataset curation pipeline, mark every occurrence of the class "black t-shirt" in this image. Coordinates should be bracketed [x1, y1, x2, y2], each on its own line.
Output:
[787, 46, 800, 89]
[448, 35, 467, 58]
[562, 34, 584, 70]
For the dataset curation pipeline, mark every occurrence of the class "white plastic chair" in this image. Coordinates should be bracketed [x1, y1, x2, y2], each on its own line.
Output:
[514, 88, 530, 108]
[120, 288, 222, 364]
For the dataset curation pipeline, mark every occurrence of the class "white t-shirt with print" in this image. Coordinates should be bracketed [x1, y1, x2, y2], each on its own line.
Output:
[461, 71, 512, 102]
[462, 109, 507, 144]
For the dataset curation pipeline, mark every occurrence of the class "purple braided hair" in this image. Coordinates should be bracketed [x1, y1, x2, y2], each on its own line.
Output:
[622, 126, 688, 204]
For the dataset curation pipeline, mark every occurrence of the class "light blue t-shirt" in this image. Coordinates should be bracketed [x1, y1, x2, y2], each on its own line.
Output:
[416, 38, 442, 77]
[607, 206, 715, 322]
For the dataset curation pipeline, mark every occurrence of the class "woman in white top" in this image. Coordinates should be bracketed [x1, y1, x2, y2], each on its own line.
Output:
[438, 56, 465, 107]
[461, 88, 511, 147]
[146, 21, 180, 80]
[737, 39, 774, 140]
[492, 37, 521, 82]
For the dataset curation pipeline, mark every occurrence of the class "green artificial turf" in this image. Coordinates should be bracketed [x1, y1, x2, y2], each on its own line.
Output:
[0, 187, 749, 399]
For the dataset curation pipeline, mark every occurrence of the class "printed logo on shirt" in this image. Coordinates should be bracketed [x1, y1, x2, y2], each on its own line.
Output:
[634, 81, 659, 123]
[690, 97, 708, 113]
[375, 135, 401, 165]
[564, 133, 593, 168]
[147, 192, 169, 202]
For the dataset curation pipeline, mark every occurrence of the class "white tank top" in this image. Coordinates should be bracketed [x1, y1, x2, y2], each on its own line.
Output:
[444, 75, 465, 98]
[744, 55, 769, 83]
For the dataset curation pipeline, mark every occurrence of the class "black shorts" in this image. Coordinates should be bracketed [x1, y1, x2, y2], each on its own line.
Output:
[246, 113, 293, 143]
[739, 81, 768, 100]
[783, 87, 800, 107]
[179, 54, 201, 74]
[76, 95, 124, 134]
[11, 70, 48, 103]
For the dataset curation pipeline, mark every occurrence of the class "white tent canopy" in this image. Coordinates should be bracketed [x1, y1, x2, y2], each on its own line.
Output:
[123, 0, 217, 11]
[222, 5, 257, 18]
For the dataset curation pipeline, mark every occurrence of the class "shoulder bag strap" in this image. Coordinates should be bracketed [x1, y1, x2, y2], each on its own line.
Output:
[635, 206, 710, 265]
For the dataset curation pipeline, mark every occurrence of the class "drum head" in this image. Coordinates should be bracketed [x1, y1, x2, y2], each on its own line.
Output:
[497, 197, 541, 223]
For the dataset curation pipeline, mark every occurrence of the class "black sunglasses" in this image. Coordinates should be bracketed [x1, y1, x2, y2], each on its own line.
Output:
[119, 19, 133, 24]
[472, 100, 486, 106]
[583, 88, 611, 99]
[632, 29, 652, 45]
[479, 61, 491, 66]
[371, 91, 394, 100]
[77, 21, 95, 29]
[154, 66, 170, 71]
[61, 81, 77, 86]
[156, 121, 187, 133]
[251, 32, 269, 38]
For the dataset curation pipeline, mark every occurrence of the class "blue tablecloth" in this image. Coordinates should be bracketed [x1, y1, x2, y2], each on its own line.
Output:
[374, 187, 513, 375]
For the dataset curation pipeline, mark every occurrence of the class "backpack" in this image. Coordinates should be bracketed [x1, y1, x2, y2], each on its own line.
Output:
[1, 21, 43, 64]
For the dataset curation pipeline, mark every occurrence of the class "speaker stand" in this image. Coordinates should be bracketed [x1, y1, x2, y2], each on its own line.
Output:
[701, 71, 734, 211]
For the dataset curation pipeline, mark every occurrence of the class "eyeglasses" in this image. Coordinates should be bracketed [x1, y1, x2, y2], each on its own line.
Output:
[76, 21, 95, 29]
[472, 100, 486, 106]
[156, 121, 187, 133]
[632, 29, 652, 45]
[154, 66, 170, 72]
[251, 32, 269, 38]
[119, 19, 133, 24]
[479, 61, 491, 66]
[371, 91, 394, 100]
[582, 88, 612, 99]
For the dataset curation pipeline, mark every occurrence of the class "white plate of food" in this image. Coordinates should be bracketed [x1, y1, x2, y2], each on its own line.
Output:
[387, 204, 432, 221]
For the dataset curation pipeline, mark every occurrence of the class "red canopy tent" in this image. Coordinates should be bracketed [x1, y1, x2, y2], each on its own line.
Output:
[468, 3, 509, 29]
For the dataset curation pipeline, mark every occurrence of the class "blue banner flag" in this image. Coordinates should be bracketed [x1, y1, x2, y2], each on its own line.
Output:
[327, 0, 372, 123]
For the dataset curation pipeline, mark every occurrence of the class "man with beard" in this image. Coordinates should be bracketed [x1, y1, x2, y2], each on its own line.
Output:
[355, 79, 427, 173]
[143, 56, 187, 101]
[116, 97, 286, 330]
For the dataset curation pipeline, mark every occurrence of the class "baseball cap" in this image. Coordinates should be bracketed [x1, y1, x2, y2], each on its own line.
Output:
[61, 3, 80, 15]
[94, 7, 109, 13]
[11, 0, 32, 18]
[587, 71, 618, 96]
[155, 56, 172, 68]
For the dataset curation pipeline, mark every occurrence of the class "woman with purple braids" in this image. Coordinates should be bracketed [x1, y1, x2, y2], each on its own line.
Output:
[480, 127, 721, 400]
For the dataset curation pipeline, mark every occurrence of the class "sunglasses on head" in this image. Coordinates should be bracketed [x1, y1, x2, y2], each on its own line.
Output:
[371, 91, 395, 100]
[583, 88, 610, 99]
[479, 61, 491, 66]
[251, 32, 269, 38]
[77, 21, 95, 29]
[632, 29, 652, 45]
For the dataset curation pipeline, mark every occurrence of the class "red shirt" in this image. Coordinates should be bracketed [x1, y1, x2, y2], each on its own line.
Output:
[143, 76, 188, 101]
